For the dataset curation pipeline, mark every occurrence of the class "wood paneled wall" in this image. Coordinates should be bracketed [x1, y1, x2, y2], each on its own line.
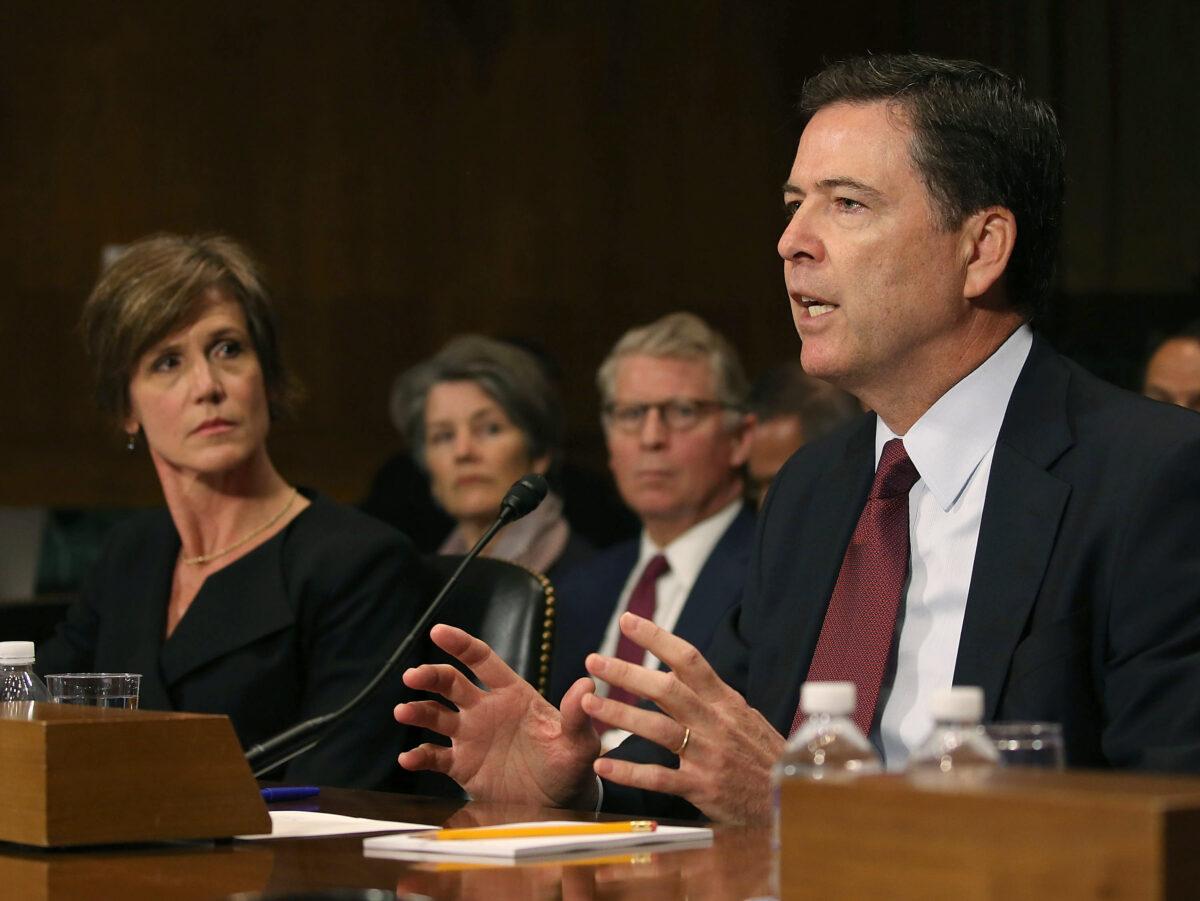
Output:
[1, 1, 1195, 507]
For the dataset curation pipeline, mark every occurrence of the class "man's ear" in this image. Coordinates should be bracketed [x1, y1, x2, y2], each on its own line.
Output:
[962, 206, 1016, 300]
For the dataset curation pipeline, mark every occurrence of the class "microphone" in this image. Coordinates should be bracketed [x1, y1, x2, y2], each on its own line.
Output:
[245, 473, 549, 777]
[500, 473, 549, 521]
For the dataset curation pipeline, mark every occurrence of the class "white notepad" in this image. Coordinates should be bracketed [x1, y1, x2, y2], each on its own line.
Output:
[362, 820, 713, 860]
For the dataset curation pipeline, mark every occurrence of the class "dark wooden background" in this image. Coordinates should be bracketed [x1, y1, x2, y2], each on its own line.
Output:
[2, 1, 1196, 507]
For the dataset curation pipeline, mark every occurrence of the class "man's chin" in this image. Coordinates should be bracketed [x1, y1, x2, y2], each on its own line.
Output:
[629, 496, 685, 523]
[797, 347, 844, 383]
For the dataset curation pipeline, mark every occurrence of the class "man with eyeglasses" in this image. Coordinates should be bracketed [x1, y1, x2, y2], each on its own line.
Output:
[547, 313, 756, 752]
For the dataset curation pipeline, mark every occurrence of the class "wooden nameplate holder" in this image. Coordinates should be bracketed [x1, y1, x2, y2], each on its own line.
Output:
[0, 702, 271, 847]
[780, 769, 1200, 900]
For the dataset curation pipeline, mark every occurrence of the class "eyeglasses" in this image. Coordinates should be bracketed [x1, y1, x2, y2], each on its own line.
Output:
[602, 398, 737, 433]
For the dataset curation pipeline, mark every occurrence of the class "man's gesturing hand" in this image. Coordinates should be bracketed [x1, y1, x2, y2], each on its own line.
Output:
[584, 613, 785, 823]
[394, 624, 601, 808]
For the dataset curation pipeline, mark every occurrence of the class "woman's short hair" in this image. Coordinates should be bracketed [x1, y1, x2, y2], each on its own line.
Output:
[596, 312, 749, 414]
[391, 335, 563, 473]
[80, 233, 300, 423]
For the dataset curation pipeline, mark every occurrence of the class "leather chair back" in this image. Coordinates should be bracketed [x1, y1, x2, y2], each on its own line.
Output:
[426, 555, 555, 696]
[0, 596, 72, 643]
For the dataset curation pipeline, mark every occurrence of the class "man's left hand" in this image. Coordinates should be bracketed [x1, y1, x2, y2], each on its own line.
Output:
[583, 612, 785, 824]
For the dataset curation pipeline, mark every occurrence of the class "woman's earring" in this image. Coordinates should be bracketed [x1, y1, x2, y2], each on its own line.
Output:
[126, 431, 137, 452]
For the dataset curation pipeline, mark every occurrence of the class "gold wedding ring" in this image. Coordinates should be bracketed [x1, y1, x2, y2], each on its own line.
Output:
[673, 726, 691, 757]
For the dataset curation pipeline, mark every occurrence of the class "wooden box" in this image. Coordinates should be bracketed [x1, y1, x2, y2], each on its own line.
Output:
[780, 769, 1200, 900]
[0, 702, 271, 847]
[0, 845, 274, 900]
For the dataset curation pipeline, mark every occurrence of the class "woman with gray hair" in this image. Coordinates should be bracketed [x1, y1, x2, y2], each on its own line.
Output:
[393, 335, 592, 580]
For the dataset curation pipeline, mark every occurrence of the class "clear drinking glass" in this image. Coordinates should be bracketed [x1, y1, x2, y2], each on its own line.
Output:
[46, 672, 141, 709]
[985, 721, 1065, 768]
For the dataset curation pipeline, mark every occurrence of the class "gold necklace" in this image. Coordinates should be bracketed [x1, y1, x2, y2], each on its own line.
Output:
[180, 488, 299, 566]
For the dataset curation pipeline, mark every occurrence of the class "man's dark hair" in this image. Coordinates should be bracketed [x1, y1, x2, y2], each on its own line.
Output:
[1144, 316, 1200, 374]
[800, 53, 1065, 320]
[1169, 317, 1200, 344]
[749, 361, 860, 442]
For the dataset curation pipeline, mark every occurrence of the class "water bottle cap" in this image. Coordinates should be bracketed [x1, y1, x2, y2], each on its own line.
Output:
[0, 641, 36, 665]
[931, 685, 985, 722]
[800, 681, 856, 716]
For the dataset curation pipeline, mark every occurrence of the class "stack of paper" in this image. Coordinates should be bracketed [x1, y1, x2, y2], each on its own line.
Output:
[363, 820, 712, 862]
[238, 811, 432, 840]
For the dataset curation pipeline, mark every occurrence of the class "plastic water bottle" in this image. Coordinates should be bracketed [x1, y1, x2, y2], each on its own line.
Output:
[777, 681, 882, 780]
[906, 685, 999, 777]
[0, 641, 52, 703]
[772, 682, 881, 848]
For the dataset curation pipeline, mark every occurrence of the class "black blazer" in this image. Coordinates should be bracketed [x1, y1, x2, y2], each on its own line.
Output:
[604, 337, 1200, 817]
[548, 504, 755, 706]
[37, 491, 426, 791]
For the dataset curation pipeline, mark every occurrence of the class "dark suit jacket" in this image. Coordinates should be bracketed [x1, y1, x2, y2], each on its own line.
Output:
[549, 504, 755, 706]
[546, 531, 596, 585]
[604, 337, 1200, 817]
[37, 491, 426, 792]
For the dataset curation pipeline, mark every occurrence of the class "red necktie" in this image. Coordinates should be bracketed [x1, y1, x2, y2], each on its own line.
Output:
[602, 554, 670, 716]
[793, 438, 920, 737]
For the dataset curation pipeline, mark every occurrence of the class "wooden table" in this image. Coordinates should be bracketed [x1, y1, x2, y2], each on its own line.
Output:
[0, 787, 775, 900]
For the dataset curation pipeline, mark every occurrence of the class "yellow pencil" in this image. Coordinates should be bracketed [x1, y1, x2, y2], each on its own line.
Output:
[420, 852, 655, 870]
[422, 820, 657, 841]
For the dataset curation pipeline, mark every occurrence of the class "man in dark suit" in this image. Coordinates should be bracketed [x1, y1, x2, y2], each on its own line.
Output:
[395, 53, 1200, 822]
[548, 313, 755, 750]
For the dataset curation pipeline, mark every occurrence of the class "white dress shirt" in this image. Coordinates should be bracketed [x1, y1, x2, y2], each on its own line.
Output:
[876, 325, 1033, 768]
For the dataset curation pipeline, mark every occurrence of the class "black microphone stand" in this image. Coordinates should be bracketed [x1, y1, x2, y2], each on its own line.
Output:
[245, 478, 544, 777]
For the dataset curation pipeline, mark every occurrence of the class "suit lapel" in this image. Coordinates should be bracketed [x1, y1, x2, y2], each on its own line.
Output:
[160, 534, 295, 687]
[761, 418, 876, 731]
[123, 511, 178, 711]
[954, 337, 1074, 718]
[555, 541, 638, 683]
[672, 506, 754, 651]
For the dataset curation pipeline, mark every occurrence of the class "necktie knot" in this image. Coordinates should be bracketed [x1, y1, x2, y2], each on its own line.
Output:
[619, 553, 670, 635]
[640, 554, 670, 584]
[871, 438, 920, 499]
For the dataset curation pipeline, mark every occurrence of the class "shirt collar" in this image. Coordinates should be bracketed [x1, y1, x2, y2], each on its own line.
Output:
[637, 499, 744, 587]
[876, 325, 1033, 511]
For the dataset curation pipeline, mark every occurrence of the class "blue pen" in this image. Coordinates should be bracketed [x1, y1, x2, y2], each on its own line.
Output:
[261, 785, 321, 802]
